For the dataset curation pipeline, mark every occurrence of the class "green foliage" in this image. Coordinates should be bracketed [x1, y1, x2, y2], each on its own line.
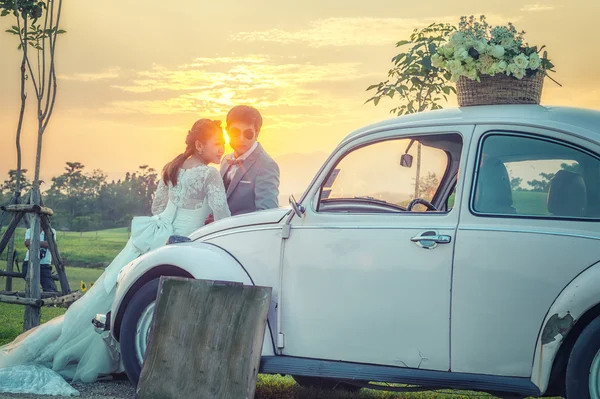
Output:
[1, 0, 66, 51]
[42, 162, 159, 231]
[0, 168, 32, 195]
[366, 22, 457, 115]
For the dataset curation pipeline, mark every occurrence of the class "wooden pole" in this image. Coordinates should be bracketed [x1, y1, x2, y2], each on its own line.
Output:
[23, 189, 42, 331]
[4, 193, 20, 291]
[0, 212, 24, 257]
[136, 277, 272, 399]
[0, 294, 42, 307]
[41, 214, 70, 294]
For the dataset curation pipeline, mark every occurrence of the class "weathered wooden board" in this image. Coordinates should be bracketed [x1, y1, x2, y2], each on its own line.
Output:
[137, 277, 272, 399]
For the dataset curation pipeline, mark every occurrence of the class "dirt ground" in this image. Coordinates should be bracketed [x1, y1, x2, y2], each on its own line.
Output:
[0, 380, 135, 399]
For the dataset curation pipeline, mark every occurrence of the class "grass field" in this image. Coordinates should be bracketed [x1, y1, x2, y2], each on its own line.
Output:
[1, 227, 129, 268]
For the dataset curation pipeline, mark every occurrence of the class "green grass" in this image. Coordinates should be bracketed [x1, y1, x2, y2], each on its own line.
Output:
[0, 264, 103, 346]
[512, 190, 550, 215]
[1, 227, 130, 268]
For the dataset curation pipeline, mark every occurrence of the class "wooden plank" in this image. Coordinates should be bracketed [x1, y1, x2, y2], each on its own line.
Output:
[23, 190, 42, 331]
[0, 204, 54, 216]
[0, 270, 25, 279]
[0, 290, 63, 299]
[0, 293, 42, 307]
[40, 291, 82, 307]
[136, 277, 272, 399]
[41, 214, 70, 294]
[3, 193, 20, 292]
[0, 212, 24, 258]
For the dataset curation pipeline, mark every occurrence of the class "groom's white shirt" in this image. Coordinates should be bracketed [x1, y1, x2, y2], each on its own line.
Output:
[225, 141, 258, 182]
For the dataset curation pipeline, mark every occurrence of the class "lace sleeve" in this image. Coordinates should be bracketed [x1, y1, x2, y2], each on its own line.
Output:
[151, 179, 169, 215]
[205, 167, 231, 221]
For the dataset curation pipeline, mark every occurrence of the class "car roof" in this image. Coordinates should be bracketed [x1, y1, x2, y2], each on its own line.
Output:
[343, 105, 600, 144]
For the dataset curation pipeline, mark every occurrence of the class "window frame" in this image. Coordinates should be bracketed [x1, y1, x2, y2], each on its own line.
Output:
[314, 132, 461, 216]
[470, 130, 600, 222]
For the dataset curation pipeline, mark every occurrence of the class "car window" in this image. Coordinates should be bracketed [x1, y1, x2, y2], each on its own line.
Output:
[472, 133, 600, 219]
[318, 133, 462, 213]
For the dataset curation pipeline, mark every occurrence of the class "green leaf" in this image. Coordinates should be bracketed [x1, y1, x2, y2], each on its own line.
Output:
[57, 29, 66, 34]
[442, 86, 451, 95]
[373, 96, 381, 106]
[366, 84, 379, 91]
[396, 40, 411, 47]
[420, 56, 432, 71]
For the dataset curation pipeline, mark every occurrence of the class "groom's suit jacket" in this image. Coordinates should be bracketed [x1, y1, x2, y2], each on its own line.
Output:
[220, 143, 280, 216]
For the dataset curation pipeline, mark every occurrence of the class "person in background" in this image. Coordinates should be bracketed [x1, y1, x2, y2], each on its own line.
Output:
[23, 227, 59, 293]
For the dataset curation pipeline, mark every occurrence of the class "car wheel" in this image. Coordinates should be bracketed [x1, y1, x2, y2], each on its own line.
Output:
[566, 315, 600, 398]
[120, 278, 159, 386]
[292, 375, 361, 392]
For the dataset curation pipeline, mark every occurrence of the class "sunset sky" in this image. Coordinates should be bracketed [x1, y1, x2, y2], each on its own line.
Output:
[0, 0, 598, 197]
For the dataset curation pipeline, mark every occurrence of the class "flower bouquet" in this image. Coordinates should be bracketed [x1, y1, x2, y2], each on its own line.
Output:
[431, 15, 557, 106]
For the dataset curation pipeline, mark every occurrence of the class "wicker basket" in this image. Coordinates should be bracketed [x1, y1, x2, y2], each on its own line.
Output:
[456, 71, 545, 106]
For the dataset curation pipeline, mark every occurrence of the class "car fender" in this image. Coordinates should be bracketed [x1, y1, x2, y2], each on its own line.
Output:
[109, 241, 275, 356]
[531, 261, 600, 392]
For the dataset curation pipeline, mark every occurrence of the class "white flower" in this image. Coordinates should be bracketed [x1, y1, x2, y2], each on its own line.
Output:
[474, 39, 488, 54]
[529, 53, 542, 70]
[490, 45, 505, 59]
[506, 63, 520, 76]
[454, 47, 469, 61]
[438, 44, 454, 58]
[450, 73, 461, 83]
[477, 55, 495, 74]
[513, 68, 526, 79]
[513, 54, 529, 69]
[431, 53, 445, 68]
[446, 60, 464, 75]
[495, 60, 508, 73]
[501, 37, 515, 49]
[464, 37, 476, 48]
[466, 68, 478, 80]
[449, 32, 465, 46]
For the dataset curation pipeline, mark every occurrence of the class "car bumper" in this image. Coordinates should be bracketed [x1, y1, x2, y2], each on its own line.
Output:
[92, 312, 121, 363]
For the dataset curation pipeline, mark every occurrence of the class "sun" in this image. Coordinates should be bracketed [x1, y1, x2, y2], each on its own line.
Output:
[223, 128, 230, 145]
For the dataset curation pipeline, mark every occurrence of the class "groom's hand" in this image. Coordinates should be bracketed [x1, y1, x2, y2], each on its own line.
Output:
[204, 214, 214, 225]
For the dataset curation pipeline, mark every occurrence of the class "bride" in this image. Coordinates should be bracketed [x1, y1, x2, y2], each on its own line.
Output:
[0, 118, 231, 393]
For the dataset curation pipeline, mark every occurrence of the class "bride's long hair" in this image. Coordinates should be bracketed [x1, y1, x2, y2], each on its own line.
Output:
[162, 118, 223, 186]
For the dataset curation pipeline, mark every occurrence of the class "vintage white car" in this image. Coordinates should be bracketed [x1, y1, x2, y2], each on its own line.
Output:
[94, 104, 600, 398]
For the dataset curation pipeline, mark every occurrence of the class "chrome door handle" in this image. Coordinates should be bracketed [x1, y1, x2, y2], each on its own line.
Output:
[410, 231, 452, 249]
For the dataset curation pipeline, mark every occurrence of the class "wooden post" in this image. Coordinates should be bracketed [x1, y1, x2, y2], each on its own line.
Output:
[4, 193, 20, 292]
[136, 277, 272, 399]
[41, 214, 70, 294]
[23, 189, 42, 331]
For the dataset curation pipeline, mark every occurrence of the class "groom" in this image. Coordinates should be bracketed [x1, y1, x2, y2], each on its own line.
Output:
[206, 105, 280, 223]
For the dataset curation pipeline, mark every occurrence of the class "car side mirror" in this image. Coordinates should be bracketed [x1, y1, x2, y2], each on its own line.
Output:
[289, 194, 305, 217]
[400, 153, 413, 168]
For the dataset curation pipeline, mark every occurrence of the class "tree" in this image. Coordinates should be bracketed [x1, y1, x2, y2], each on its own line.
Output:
[414, 172, 439, 200]
[510, 177, 522, 191]
[1, 168, 32, 194]
[365, 23, 457, 116]
[2, 0, 66, 189]
[365, 23, 456, 198]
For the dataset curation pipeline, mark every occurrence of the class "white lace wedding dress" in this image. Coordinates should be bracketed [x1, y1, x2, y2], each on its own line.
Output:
[0, 164, 230, 395]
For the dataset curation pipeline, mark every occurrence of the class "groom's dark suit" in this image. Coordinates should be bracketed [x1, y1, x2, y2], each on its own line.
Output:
[220, 143, 280, 216]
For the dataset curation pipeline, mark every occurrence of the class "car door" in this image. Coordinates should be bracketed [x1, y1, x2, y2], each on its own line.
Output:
[452, 125, 600, 377]
[280, 126, 472, 371]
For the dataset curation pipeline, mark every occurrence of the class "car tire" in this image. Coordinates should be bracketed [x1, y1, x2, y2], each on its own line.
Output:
[565, 315, 600, 398]
[120, 278, 159, 386]
[292, 375, 361, 392]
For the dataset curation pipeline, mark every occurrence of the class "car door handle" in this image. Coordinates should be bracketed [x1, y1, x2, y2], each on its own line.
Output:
[410, 231, 452, 249]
